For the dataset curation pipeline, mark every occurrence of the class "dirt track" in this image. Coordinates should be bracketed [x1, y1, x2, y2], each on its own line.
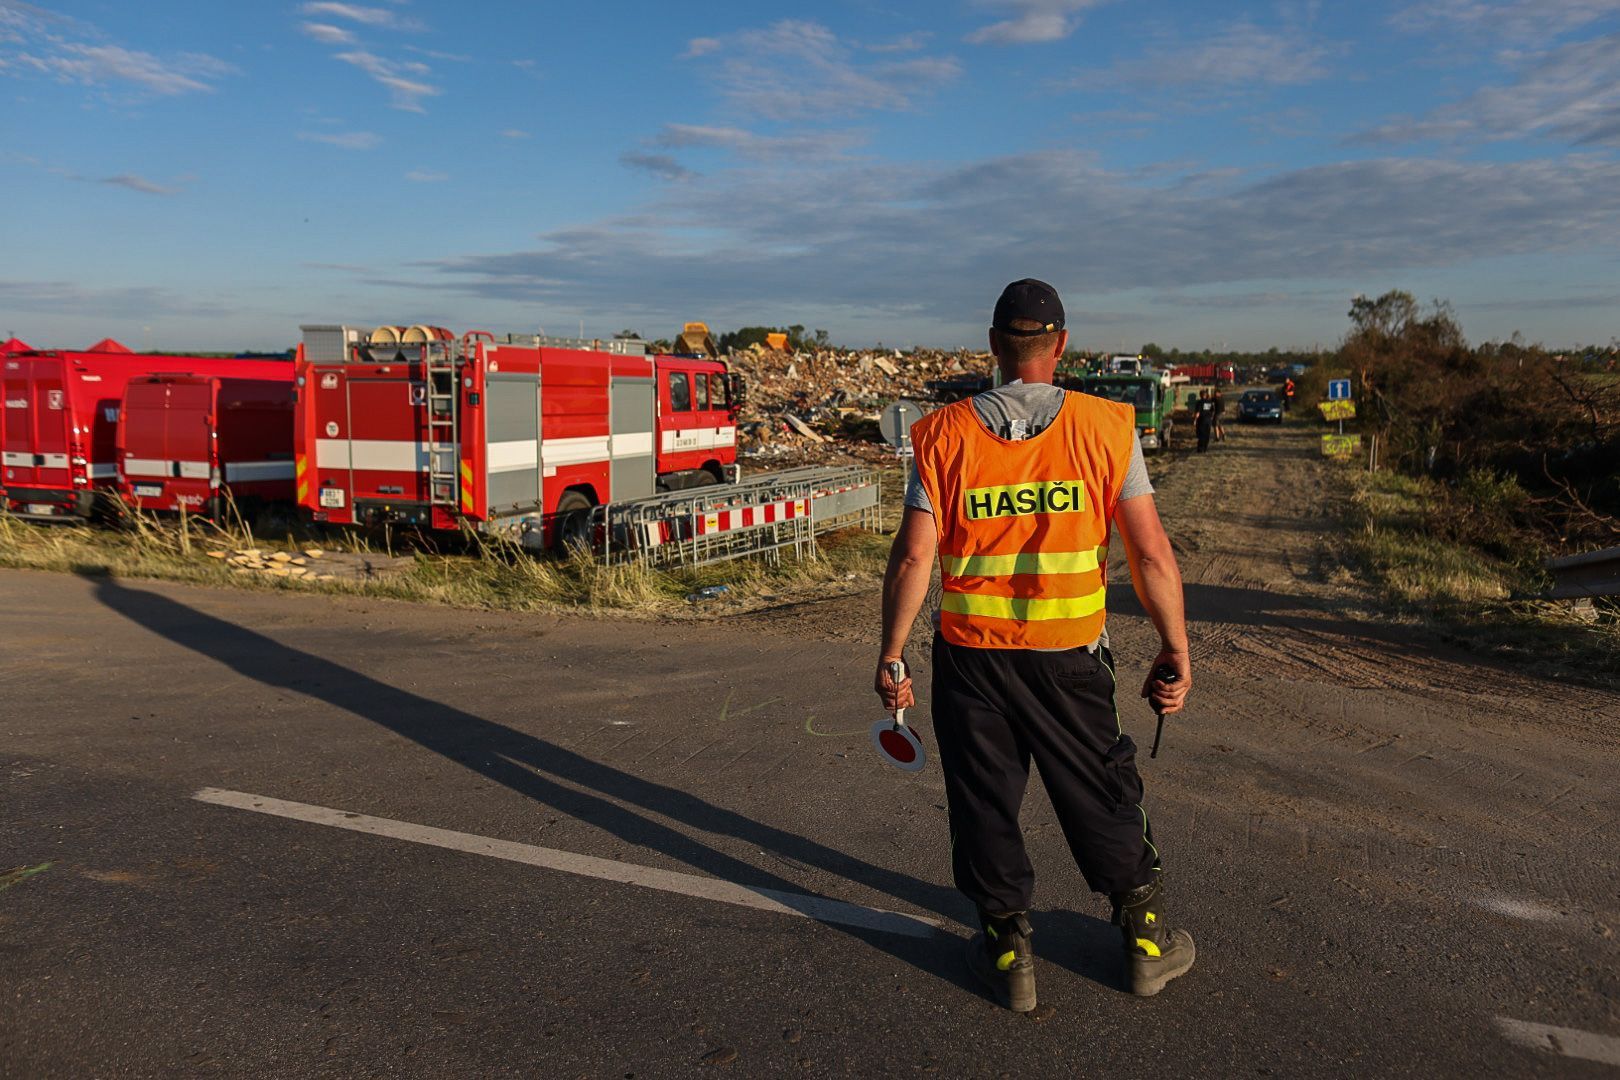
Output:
[740, 413, 1620, 1016]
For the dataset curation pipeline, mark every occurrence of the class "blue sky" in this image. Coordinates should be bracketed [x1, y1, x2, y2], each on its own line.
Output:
[3, 0, 1619, 351]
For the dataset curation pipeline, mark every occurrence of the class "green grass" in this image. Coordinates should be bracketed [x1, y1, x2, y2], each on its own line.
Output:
[1349, 471, 1520, 605]
[1345, 467, 1620, 684]
[0, 505, 892, 618]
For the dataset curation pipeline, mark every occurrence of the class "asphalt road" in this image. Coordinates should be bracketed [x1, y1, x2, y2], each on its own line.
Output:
[3, 422, 1618, 1078]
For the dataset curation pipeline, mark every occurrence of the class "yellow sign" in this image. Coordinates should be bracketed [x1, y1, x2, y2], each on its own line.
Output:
[1318, 400, 1357, 421]
[1321, 434, 1362, 457]
[964, 479, 1086, 520]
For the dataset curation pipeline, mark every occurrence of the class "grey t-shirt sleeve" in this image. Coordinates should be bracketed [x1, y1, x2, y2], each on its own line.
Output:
[904, 461, 934, 513]
[1117, 433, 1154, 502]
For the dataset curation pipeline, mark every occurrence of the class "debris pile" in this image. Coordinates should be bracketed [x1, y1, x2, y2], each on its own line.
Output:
[728, 346, 992, 466]
[210, 547, 337, 581]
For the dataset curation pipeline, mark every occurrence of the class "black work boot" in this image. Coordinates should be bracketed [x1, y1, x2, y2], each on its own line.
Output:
[1111, 876, 1196, 997]
[965, 911, 1036, 1013]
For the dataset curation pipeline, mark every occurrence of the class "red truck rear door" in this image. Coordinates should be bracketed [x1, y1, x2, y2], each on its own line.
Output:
[2, 357, 71, 495]
[342, 371, 431, 505]
[119, 381, 170, 503]
[165, 379, 215, 508]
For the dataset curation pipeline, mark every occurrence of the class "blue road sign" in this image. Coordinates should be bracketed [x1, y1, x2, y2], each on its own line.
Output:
[1328, 378, 1352, 401]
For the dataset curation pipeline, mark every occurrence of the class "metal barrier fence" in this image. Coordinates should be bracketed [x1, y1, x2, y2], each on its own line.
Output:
[1545, 545, 1620, 600]
[595, 465, 882, 567]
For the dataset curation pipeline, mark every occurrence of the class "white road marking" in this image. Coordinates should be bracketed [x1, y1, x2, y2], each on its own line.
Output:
[1495, 1017, 1620, 1067]
[1471, 896, 1565, 923]
[194, 788, 942, 939]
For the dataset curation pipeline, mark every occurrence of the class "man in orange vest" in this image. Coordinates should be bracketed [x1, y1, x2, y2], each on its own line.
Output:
[877, 279, 1194, 1012]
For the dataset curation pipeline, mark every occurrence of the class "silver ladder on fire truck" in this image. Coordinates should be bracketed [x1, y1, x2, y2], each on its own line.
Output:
[425, 334, 473, 509]
[596, 464, 881, 568]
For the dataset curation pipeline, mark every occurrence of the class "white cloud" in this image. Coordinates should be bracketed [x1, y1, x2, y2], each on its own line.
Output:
[1392, 0, 1620, 42]
[1083, 22, 1332, 89]
[404, 45, 471, 63]
[299, 22, 356, 45]
[620, 152, 695, 181]
[404, 168, 448, 182]
[298, 130, 383, 150]
[686, 19, 959, 120]
[391, 151, 1620, 341]
[17, 156, 187, 194]
[864, 32, 931, 54]
[966, 0, 1111, 45]
[683, 37, 721, 59]
[0, 279, 227, 318]
[1356, 31, 1620, 146]
[7, 39, 235, 97]
[652, 123, 865, 162]
[98, 173, 179, 195]
[334, 49, 440, 111]
[298, 3, 421, 30]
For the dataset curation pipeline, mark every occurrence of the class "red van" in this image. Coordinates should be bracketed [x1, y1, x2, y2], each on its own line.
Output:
[117, 367, 295, 515]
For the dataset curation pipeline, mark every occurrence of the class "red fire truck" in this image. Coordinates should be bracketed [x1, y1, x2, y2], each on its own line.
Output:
[293, 326, 741, 549]
[116, 364, 296, 515]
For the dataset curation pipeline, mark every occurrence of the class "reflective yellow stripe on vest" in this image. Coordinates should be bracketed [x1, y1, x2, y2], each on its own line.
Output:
[942, 547, 1103, 578]
[941, 589, 1107, 622]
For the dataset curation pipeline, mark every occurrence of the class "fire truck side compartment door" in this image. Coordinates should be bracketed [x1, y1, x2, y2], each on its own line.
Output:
[610, 374, 655, 501]
[484, 372, 541, 513]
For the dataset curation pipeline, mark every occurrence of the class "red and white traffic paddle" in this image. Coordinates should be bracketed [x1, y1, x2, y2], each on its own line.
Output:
[872, 660, 927, 773]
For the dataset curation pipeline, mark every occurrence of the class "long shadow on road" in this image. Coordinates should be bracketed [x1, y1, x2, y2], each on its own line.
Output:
[88, 576, 995, 994]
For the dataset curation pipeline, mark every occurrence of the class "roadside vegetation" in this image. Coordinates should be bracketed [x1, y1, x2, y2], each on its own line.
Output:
[1306, 291, 1620, 678]
[0, 499, 894, 618]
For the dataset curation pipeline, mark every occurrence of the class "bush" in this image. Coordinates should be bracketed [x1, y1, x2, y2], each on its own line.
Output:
[1338, 290, 1620, 552]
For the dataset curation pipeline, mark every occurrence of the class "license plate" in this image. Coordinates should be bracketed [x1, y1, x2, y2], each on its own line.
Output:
[134, 484, 162, 498]
[319, 488, 346, 509]
[25, 503, 55, 515]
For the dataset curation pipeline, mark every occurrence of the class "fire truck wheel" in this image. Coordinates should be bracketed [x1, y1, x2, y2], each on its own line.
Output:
[553, 491, 594, 555]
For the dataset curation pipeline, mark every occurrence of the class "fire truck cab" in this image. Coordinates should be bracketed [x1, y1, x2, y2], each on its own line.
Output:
[656, 357, 741, 490]
[294, 326, 741, 550]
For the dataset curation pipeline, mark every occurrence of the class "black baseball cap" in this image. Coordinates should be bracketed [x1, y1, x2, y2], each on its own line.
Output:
[992, 278, 1065, 336]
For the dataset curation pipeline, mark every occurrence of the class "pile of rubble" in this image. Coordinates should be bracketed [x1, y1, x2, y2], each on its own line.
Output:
[728, 346, 992, 466]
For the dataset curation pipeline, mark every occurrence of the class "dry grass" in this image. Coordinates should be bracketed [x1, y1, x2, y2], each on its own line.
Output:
[1344, 467, 1620, 683]
[0, 500, 893, 619]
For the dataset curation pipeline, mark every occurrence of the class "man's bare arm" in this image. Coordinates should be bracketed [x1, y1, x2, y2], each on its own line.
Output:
[875, 507, 937, 711]
[1114, 494, 1192, 715]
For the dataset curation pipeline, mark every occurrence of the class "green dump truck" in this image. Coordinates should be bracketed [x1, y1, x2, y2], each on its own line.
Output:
[1075, 372, 1174, 453]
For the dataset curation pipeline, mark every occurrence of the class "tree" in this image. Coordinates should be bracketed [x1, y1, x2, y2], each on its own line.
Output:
[1139, 343, 1163, 359]
[716, 326, 776, 352]
[1347, 290, 1418, 341]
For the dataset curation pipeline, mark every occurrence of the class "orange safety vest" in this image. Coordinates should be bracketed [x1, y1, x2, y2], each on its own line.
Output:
[912, 391, 1135, 649]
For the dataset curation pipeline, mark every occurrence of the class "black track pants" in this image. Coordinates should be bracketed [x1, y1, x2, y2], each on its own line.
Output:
[931, 634, 1160, 914]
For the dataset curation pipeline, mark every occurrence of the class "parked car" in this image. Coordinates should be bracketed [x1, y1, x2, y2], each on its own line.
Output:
[1237, 388, 1284, 423]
